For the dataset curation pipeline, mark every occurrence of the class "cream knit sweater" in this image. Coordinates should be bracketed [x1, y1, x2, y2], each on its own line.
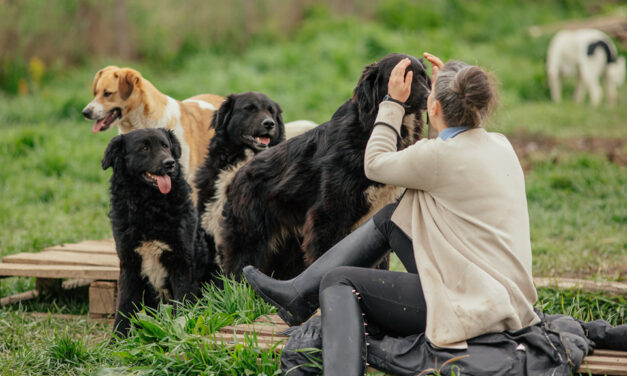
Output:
[365, 101, 540, 349]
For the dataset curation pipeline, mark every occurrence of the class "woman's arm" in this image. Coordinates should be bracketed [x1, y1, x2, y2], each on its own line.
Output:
[364, 58, 439, 191]
[364, 104, 438, 191]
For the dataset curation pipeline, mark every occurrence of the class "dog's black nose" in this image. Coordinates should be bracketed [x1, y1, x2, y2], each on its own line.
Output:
[82, 108, 92, 118]
[163, 158, 175, 171]
[262, 118, 275, 130]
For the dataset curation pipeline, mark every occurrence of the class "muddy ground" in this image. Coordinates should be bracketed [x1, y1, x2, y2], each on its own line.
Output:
[509, 133, 626, 171]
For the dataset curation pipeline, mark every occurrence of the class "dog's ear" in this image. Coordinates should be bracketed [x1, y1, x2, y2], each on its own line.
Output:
[353, 62, 381, 128]
[273, 102, 286, 145]
[165, 129, 182, 160]
[212, 95, 235, 136]
[118, 68, 142, 100]
[92, 70, 104, 96]
[92, 66, 118, 96]
[102, 134, 125, 170]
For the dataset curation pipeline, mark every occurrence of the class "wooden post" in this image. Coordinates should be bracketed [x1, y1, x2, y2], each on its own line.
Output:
[89, 280, 117, 319]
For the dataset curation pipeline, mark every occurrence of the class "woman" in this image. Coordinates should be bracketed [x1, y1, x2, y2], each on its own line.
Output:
[243, 53, 540, 375]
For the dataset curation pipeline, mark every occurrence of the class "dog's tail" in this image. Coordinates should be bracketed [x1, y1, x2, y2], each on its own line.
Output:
[587, 39, 617, 64]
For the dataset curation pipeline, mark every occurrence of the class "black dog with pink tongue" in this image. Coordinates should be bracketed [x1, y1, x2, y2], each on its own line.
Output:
[102, 128, 218, 337]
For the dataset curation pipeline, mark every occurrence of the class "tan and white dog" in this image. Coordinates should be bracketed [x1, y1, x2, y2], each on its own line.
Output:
[82, 66, 224, 182]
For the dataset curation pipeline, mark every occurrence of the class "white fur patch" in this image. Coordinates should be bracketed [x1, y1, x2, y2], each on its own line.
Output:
[284, 120, 317, 139]
[83, 100, 106, 119]
[400, 113, 419, 148]
[134, 240, 172, 300]
[162, 96, 191, 178]
[352, 185, 404, 230]
[183, 99, 216, 111]
[163, 96, 182, 125]
[201, 149, 255, 263]
[118, 104, 147, 133]
[172, 124, 190, 178]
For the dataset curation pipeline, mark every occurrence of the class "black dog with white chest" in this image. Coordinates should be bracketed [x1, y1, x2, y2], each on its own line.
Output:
[194, 92, 286, 274]
[217, 53, 431, 280]
[102, 128, 215, 336]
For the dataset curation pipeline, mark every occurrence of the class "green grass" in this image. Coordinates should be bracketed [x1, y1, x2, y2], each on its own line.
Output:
[527, 153, 627, 278]
[1, 276, 281, 376]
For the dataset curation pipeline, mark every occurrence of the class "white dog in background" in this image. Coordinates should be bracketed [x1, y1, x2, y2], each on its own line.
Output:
[547, 28, 625, 107]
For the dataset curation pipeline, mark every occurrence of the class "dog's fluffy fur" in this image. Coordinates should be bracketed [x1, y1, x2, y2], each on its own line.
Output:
[194, 92, 286, 269]
[216, 53, 431, 280]
[102, 128, 215, 336]
[547, 29, 626, 107]
[84, 66, 224, 182]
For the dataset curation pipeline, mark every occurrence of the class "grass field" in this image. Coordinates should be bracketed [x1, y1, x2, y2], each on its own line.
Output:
[0, 0, 625, 374]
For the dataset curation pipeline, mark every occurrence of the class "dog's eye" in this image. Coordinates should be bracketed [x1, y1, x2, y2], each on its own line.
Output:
[161, 142, 168, 149]
[103, 91, 112, 98]
[141, 145, 149, 152]
[245, 105, 256, 112]
[267, 106, 274, 114]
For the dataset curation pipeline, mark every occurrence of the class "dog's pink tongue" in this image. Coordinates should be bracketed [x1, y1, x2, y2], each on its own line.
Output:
[257, 137, 271, 145]
[92, 119, 105, 133]
[92, 111, 117, 133]
[155, 175, 172, 194]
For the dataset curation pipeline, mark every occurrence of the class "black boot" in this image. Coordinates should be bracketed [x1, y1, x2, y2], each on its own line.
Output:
[320, 284, 366, 376]
[243, 217, 389, 326]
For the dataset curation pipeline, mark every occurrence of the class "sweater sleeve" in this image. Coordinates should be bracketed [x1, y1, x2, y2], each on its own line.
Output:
[364, 101, 439, 191]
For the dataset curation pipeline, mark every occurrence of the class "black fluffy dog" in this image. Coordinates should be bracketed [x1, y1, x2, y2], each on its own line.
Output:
[194, 92, 286, 273]
[218, 53, 431, 280]
[102, 128, 214, 336]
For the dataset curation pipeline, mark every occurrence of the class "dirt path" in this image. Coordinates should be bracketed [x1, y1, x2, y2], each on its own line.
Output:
[509, 134, 626, 171]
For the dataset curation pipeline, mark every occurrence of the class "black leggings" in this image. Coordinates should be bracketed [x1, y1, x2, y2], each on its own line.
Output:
[319, 203, 427, 337]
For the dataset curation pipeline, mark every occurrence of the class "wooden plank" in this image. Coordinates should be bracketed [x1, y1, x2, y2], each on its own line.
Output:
[581, 355, 627, 366]
[255, 314, 288, 325]
[3, 251, 119, 267]
[62, 278, 94, 289]
[0, 263, 119, 280]
[527, 16, 627, 41]
[254, 311, 319, 326]
[0, 290, 38, 307]
[535, 277, 627, 296]
[43, 240, 116, 254]
[595, 349, 627, 357]
[24, 312, 114, 325]
[210, 332, 287, 351]
[577, 364, 627, 376]
[42, 247, 116, 256]
[79, 239, 114, 245]
[89, 281, 117, 317]
[219, 324, 288, 336]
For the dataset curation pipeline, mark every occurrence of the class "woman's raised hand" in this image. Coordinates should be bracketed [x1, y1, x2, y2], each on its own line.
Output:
[423, 52, 444, 84]
[388, 58, 413, 103]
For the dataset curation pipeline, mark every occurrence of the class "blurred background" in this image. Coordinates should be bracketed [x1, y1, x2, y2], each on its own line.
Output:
[0, 0, 625, 283]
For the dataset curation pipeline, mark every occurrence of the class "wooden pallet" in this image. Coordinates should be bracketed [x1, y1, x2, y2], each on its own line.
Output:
[213, 314, 627, 375]
[0, 239, 119, 317]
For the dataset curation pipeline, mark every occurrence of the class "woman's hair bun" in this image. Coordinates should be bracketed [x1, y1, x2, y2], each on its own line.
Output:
[434, 61, 497, 128]
[451, 66, 493, 112]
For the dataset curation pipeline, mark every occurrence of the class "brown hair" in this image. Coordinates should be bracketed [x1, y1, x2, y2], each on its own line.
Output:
[433, 61, 497, 128]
